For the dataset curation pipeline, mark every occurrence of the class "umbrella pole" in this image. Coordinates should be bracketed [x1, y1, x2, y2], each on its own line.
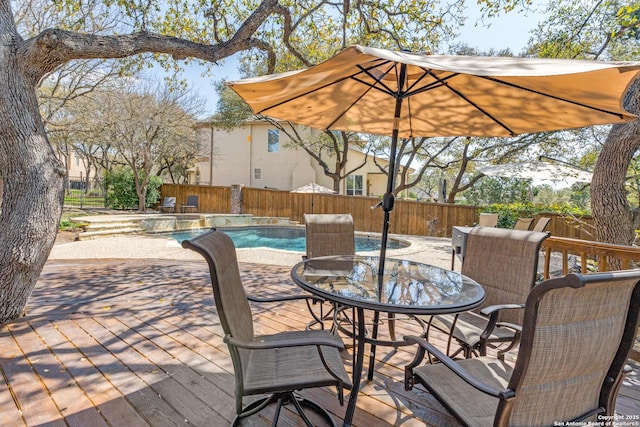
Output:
[370, 63, 406, 380]
[368, 127, 400, 381]
[377, 62, 406, 283]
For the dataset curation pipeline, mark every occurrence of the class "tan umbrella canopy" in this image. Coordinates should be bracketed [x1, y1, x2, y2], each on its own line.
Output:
[229, 45, 640, 138]
[228, 44, 640, 282]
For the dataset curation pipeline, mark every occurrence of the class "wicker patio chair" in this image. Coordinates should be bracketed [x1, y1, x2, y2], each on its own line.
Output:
[158, 196, 176, 213]
[182, 229, 352, 426]
[418, 227, 549, 358]
[513, 217, 534, 230]
[405, 269, 640, 427]
[478, 213, 498, 227]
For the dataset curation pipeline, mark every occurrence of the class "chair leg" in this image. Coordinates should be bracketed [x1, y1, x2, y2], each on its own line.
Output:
[232, 394, 277, 425]
[232, 392, 337, 427]
[272, 395, 285, 427]
[290, 393, 337, 427]
[496, 331, 521, 361]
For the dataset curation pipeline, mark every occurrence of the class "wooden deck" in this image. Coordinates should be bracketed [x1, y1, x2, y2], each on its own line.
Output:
[1, 258, 639, 426]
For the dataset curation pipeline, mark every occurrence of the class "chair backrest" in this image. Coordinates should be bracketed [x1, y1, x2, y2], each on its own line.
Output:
[500, 270, 640, 426]
[162, 196, 176, 207]
[462, 227, 549, 324]
[478, 213, 499, 227]
[181, 229, 254, 344]
[304, 213, 355, 259]
[514, 217, 534, 230]
[186, 195, 199, 206]
[532, 216, 551, 232]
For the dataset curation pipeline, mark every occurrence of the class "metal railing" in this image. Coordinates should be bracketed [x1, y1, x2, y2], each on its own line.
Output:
[63, 175, 107, 209]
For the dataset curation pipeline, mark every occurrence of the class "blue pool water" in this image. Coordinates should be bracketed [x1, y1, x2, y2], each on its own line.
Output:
[169, 227, 407, 252]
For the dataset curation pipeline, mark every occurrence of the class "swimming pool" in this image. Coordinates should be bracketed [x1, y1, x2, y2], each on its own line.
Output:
[168, 227, 408, 252]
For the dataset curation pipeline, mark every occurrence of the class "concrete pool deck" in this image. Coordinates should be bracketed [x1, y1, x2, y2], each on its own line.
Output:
[49, 231, 455, 270]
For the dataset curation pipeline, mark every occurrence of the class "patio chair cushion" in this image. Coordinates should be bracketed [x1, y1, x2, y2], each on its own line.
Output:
[244, 329, 351, 395]
[412, 356, 510, 427]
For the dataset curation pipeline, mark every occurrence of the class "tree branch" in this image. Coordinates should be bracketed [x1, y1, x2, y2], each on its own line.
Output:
[19, 0, 280, 81]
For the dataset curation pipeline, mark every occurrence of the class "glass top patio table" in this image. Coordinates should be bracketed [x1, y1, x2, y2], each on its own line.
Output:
[291, 255, 485, 427]
[291, 255, 485, 315]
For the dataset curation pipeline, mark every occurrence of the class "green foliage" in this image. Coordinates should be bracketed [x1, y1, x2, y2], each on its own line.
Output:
[481, 202, 591, 228]
[105, 168, 137, 209]
[105, 167, 162, 209]
[529, 0, 639, 60]
[617, 3, 640, 41]
[463, 177, 532, 206]
[59, 217, 74, 230]
[145, 176, 163, 208]
[211, 81, 253, 130]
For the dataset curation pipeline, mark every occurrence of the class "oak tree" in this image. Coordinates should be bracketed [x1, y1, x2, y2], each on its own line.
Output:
[0, 0, 541, 323]
[528, 0, 640, 248]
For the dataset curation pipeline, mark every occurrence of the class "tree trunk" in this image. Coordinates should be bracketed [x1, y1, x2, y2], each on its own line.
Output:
[0, 7, 65, 323]
[591, 80, 640, 248]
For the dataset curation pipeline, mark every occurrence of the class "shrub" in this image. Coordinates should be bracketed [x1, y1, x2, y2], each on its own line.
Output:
[480, 202, 590, 228]
[105, 167, 162, 210]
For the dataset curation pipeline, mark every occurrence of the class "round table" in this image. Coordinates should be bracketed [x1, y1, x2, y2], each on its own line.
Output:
[291, 255, 485, 427]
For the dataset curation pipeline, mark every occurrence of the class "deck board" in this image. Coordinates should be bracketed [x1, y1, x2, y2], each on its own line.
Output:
[1, 258, 638, 426]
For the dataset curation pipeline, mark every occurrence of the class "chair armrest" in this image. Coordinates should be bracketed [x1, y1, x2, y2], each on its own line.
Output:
[479, 303, 524, 317]
[403, 335, 514, 399]
[225, 334, 345, 351]
[478, 304, 525, 344]
[495, 322, 522, 333]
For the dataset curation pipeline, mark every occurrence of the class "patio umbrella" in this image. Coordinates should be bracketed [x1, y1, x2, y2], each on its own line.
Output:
[291, 182, 336, 213]
[477, 162, 593, 186]
[228, 45, 640, 277]
[291, 182, 336, 194]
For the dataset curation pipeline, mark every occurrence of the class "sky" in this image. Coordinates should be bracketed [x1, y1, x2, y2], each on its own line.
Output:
[167, 2, 547, 117]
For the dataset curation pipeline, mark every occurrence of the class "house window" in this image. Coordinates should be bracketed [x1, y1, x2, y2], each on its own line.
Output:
[267, 129, 279, 152]
[254, 168, 262, 180]
[346, 175, 363, 195]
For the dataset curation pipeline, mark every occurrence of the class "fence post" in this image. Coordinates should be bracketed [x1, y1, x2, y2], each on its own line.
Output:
[231, 184, 243, 214]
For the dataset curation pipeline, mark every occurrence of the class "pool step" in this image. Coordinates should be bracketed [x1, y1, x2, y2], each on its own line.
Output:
[76, 220, 145, 240]
[78, 227, 146, 240]
[72, 214, 300, 240]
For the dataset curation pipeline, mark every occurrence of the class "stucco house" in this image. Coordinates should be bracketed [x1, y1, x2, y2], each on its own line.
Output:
[192, 119, 412, 197]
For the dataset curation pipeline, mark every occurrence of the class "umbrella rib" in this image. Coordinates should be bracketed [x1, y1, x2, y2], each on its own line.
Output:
[405, 72, 459, 97]
[324, 63, 398, 130]
[401, 68, 438, 138]
[443, 83, 517, 136]
[254, 59, 391, 115]
[479, 75, 628, 119]
[353, 62, 400, 97]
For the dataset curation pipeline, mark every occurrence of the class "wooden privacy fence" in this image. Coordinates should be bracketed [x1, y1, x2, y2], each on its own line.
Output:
[529, 212, 594, 241]
[160, 184, 231, 213]
[161, 184, 594, 239]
